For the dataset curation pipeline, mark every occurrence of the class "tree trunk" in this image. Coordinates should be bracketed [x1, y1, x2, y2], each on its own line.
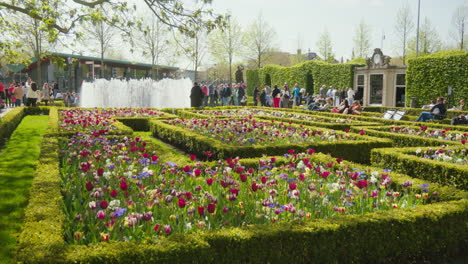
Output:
[228, 57, 232, 85]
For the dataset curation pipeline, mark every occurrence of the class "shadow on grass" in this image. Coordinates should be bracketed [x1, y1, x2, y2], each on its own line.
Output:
[0, 116, 48, 264]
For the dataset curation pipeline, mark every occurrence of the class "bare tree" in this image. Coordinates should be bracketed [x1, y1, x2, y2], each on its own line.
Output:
[209, 16, 243, 85]
[353, 19, 372, 58]
[316, 29, 334, 62]
[450, 5, 467, 50]
[408, 17, 442, 56]
[394, 3, 414, 64]
[174, 21, 207, 82]
[82, 15, 116, 78]
[243, 13, 277, 68]
[138, 15, 170, 79]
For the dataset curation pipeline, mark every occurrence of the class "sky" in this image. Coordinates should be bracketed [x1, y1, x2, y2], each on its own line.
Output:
[209, 0, 467, 61]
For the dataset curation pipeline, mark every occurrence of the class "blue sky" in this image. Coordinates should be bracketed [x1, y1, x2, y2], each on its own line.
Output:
[210, 0, 467, 60]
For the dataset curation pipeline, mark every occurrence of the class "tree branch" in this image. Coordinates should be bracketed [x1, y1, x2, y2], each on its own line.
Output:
[72, 0, 110, 8]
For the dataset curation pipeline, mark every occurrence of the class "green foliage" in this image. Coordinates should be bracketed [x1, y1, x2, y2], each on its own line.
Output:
[0, 116, 49, 263]
[406, 51, 468, 107]
[346, 58, 366, 65]
[371, 146, 468, 190]
[116, 118, 150, 131]
[246, 61, 354, 96]
[150, 119, 392, 163]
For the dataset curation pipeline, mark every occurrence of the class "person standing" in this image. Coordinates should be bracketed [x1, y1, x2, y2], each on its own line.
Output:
[238, 84, 245, 106]
[42, 83, 51, 106]
[7, 83, 15, 107]
[13, 83, 24, 107]
[272, 84, 281, 108]
[292, 84, 301, 106]
[347, 88, 355, 105]
[299, 86, 306, 105]
[201, 83, 208, 107]
[190, 82, 204, 107]
[326, 85, 332, 98]
[253, 87, 259, 106]
[222, 84, 232, 106]
[208, 82, 215, 107]
[281, 83, 290, 108]
[27, 82, 39, 106]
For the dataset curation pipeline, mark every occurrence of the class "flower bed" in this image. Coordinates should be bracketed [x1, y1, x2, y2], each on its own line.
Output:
[350, 125, 467, 147]
[178, 109, 381, 130]
[60, 134, 430, 244]
[151, 118, 393, 163]
[371, 146, 468, 190]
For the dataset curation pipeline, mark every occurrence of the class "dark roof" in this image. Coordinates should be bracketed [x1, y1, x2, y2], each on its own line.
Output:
[52, 52, 179, 70]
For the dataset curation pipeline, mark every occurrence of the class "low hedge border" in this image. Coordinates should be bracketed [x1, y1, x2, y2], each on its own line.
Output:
[17, 138, 468, 263]
[116, 113, 179, 132]
[16, 136, 66, 263]
[134, 132, 193, 164]
[350, 126, 465, 147]
[371, 146, 468, 190]
[150, 118, 393, 164]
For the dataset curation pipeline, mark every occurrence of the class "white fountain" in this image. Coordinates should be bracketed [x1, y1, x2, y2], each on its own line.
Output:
[80, 78, 193, 108]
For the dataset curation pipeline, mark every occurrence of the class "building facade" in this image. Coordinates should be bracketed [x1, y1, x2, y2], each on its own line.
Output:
[354, 49, 407, 107]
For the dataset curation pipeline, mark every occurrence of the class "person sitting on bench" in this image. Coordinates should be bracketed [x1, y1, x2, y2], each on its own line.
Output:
[415, 97, 446, 122]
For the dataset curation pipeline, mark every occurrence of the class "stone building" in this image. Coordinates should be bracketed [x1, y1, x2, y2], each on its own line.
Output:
[354, 49, 407, 107]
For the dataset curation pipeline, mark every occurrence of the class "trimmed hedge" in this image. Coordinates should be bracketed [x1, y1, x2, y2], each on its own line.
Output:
[371, 146, 468, 190]
[16, 136, 65, 263]
[0, 107, 25, 147]
[350, 125, 466, 147]
[246, 60, 359, 96]
[406, 50, 468, 107]
[116, 118, 150, 131]
[150, 118, 393, 164]
[17, 142, 468, 263]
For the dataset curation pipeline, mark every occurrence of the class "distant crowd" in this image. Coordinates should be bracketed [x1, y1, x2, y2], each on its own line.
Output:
[0, 79, 79, 108]
[190, 82, 248, 107]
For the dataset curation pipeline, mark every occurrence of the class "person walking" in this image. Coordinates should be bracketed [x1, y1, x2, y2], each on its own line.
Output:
[292, 83, 301, 106]
[190, 82, 204, 107]
[13, 83, 24, 107]
[27, 82, 39, 106]
[253, 87, 259, 106]
[272, 85, 281, 108]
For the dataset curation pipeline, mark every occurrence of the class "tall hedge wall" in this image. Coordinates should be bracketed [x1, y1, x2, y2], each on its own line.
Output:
[406, 50, 468, 107]
[246, 60, 359, 96]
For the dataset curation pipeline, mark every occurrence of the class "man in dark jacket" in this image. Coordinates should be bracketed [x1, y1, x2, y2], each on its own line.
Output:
[415, 97, 447, 122]
[190, 82, 204, 107]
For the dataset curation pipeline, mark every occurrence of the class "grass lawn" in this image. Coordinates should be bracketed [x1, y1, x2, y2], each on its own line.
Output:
[0, 115, 49, 264]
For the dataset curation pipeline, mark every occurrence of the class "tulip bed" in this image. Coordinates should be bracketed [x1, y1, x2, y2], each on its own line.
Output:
[177, 109, 381, 130]
[371, 146, 468, 190]
[351, 125, 467, 147]
[151, 118, 393, 163]
[9, 106, 468, 263]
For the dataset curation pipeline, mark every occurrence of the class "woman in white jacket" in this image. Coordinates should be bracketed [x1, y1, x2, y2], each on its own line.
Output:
[347, 88, 355, 105]
[41, 83, 51, 106]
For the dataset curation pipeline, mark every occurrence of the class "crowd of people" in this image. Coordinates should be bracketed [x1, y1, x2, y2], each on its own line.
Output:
[190, 81, 247, 107]
[0, 79, 79, 108]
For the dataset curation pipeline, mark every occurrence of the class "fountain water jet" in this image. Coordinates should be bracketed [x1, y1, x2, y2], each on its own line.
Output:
[80, 78, 192, 108]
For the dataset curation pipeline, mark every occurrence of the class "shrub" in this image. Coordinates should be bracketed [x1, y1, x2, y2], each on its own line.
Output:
[0, 107, 25, 147]
[406, 51, 468, 107]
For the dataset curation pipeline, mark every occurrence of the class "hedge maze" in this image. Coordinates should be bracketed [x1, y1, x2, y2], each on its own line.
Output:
[0, 105, 466, 263]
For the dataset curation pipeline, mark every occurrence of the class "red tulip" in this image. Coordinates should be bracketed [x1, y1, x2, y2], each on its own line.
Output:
[151, 155, 159, 162]
[321, 171, 331, 179]
[97, 168, 104, 176]
[120, 181, 128, 191]
[110, 189, 118, 198]
[229, 188, 239, 196]
[308, 148, 316, 154]
[251, 182, 259, 192]
[85, 182, 94, 191]
[240, 174, 247, 182]
[190, 155, 196, 161]
[289, 182, 297, 190]
[197, 206, 205, 216]
[178, 197, 186, 208]
[96, 210, 106, 220]
[288, 149, 295, 154]
[183, 165, 191, 172]
[194, 169, 201, 176]
[261, 176, 268, 184]
[359, 129, 366, 135]
[100, 200, 108, 209]
[206, 178, 214, 186]
[354, 180, 369, 189]
[207, 203, 216, 213]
